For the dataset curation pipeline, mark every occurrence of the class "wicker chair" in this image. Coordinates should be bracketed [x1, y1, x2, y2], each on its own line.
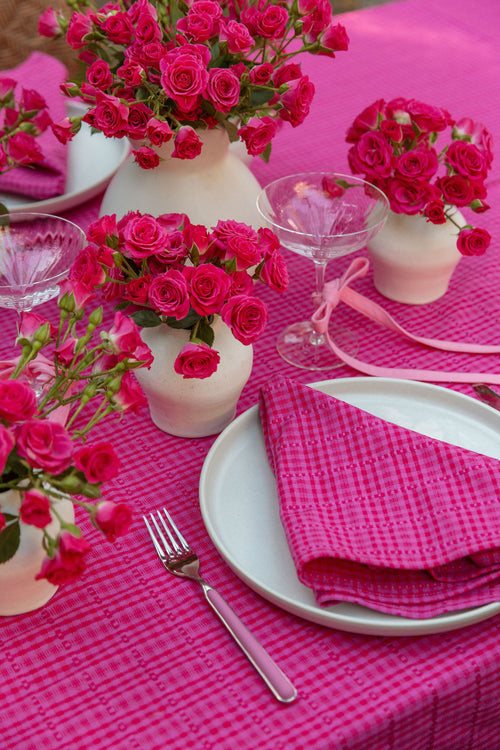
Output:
[0, 0, 78, 75]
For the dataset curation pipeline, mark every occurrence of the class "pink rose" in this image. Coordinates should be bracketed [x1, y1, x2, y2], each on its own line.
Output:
[221, 294, 268, 344]
[229, 270, 254, 296]
[249, 63, 274, 86]
[177, 1, 221, 42]
[238, 116, 278, 157]
[206, 68, 240, 114]
[148, 270, 190, 319]
[300, 0, 332, 41]
[124, 276, 152, 305]
[187, 265, 232, 316]
[160, 53, 208, 113]
[387, 178, 438, 215]
[135, 11, 162, 44]
[213, 220, 261, 270]
[117, 60, 145, 87]
[66, 12, 92, 49]
[0, 425, 14, 474]
[446, 140, 488, 181]
[58, 279, 96, 311]
[133, 145, 160, 169]
[84, 93, 129, 138]
[395, 148, 438, 180]
[69, 245, 106, 290]
[424, 201, 447, 225]
[348, 131, 393, 178]
[0, 380, 37, 423]
[259, 251, 289, 293]
[51, 117, 77, 145]
[279, 75, 315, 128]
[74, 442, 120, 484]
[127, 102, 153, 139]
[437, 174, 475, 207]
[94, 501, 132, 542]
[88, 214, 118, 246]
[17, 311, 53, 345]
[147, 118, 173, 146]
[256, 5, 288, 39]
[172, 126, 203, 159]
[121, 213, 169, 259]
[86, 59, 113, 91]
[38, 7, 63, 37]
[20, 489, 52, 529]
[111, 372, 147, 413]
[457, 227, 491, 256]
[220, 20, 254, 55]
[109, 312, 154, 366]
[7, 132, 43, 165]
[16, 419, 73, 474]
[320, 22, 349, 55]
[174, 342, 220, 379]
[454, 118, 493, 167]
[36, 531, 90, 585]
[55, 336, 78, 366]
[102, 11, 134, 44]
[406, 99, 452, 134]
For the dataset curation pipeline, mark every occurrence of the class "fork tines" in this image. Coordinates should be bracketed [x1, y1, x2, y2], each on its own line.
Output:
[143, 508, 191, 561]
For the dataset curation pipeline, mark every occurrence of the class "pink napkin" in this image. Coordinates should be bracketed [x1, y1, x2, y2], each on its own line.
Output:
[259, 377, 500, 618]
[0, 52, 68, 200]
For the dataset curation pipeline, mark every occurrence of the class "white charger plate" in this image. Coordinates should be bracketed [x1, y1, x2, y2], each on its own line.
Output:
[0, 102, 129, 214]
[199, 378, 500, 636]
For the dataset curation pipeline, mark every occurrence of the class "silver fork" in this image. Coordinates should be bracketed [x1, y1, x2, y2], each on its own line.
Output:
[473, 384, 500, 411]
[143, 508, 297, 703]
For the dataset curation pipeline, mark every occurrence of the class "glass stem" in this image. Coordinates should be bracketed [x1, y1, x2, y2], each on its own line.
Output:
[310, 260, 328, 346]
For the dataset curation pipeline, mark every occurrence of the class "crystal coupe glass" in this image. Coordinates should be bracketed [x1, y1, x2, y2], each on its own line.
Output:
[0, 212, 86, 313]
[257, 172, 389, 370]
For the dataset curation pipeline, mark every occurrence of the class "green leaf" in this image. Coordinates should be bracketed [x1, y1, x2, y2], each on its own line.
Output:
[260, 142, 272, 163]
[131, 309, 162, 328]
[165, 309, 200, 330]
[196, 319, 215, 348]
[0, 521, 20, 564]
[249, 87, 276, 107]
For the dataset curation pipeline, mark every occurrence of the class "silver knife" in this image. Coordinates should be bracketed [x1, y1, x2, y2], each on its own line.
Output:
[472, 384, 500, 411]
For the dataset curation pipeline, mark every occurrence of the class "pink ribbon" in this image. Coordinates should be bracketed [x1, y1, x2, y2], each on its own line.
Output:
[311, 257, 500, 384]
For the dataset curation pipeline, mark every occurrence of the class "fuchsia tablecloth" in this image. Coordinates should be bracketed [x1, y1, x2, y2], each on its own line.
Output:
[2, 1, 500, 748]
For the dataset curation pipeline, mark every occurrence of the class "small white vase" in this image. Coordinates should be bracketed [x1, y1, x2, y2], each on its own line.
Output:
[135, 320, 253, 438]
[0, 490, 75, 616]
[367, 210, 464, 304]
[100, 127, 263, 228]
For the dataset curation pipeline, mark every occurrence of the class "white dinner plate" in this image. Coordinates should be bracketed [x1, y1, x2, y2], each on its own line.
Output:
[0, 102, 130, 214]
[199, 378, 500, 636]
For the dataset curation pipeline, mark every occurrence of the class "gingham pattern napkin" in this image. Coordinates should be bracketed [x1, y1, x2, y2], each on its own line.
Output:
[0, 52, 68, 199]
[260, 377, 500, 618]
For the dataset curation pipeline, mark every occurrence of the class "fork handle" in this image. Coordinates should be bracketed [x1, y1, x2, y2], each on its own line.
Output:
[201, 582, 297, 703]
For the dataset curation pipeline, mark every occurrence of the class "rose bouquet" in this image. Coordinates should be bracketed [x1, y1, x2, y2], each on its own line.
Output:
[68, 210, 288, 378]
[346, 97, 493, 256]
[39, 0, 349, 165]
[0, 76, 53, 209]
[0, 292, 152, 585]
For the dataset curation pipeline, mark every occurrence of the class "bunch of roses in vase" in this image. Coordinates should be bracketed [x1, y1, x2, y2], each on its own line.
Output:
[346, 97, 493, 255]
[0, 292, 152, 585]
[39, 0, 349, 164]
[0, 76, 54, 210]
[68, 210, 288, 378]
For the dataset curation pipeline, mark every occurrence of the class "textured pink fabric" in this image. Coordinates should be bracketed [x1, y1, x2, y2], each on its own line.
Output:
[260, 377, 500, 617]
[2, 1, 500, 749]
[0, 52, 68, 199]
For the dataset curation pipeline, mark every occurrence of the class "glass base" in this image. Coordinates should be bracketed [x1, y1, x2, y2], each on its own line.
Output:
[276, 321, 358, 371]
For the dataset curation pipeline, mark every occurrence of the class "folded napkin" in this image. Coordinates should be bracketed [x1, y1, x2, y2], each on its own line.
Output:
[0, 52, 68, 199]
[259, 377, 500, 618]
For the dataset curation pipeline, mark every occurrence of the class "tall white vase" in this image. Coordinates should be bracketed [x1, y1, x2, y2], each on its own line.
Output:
[100, 127, 263, 228]
[367, 210, 464, 304]
[134, 319, 253, 438]
[0, 490, 75, 616]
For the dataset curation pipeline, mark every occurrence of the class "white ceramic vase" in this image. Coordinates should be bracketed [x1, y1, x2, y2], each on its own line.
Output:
[100, 127, 263, 228]
[134, 319, 253, 438]
[0, 490, 75, 616]
[367, 209, 464, 304]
